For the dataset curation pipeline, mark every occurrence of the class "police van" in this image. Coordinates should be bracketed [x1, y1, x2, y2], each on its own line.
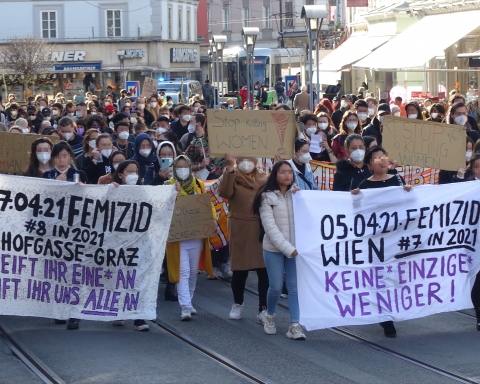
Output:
[157, 79, 202, 104]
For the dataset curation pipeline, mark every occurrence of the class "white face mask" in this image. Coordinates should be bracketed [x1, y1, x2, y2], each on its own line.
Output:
[113, 163, 120, 170]
[408, 114, 418, 119]
[394, 112, 401, 117]
[63, 132, 73, 141]
[52, 110, 59, 116]
[318, 122, 328, 130]
[101, 149, 112, 158]
[125, 103, 131, 107]
[193, 107, 199, 113]
[76, 111, 83, 117]
[125, 174, 139, 185]
[187, 124, 196, 133]
[118, 131, 129, 140]
[238, 160, 255, 173]
[466, 150, 473, 162]
[306, 127, 316, 136]
[182, 114, 191, 122]
[350, 149, 365, 163]
[68, 112, 74, 117]
[341, 100, 348, 109]
[150, 102, 157, 108]
[139, 148, 151, 157]
[130, 117, 137, 124]
[89, 140, 97, 149]
[53, 124, 58, 129]
[29, 115, 36, 121]
[298, 153, 312, 164]
[346, 122, 357, 131]
[454, 115, 468, 126]
[104, 101, 110, 106]
[37, 152, 51, 164]
[176, 168, 190, 180]
[368, 107, 375, 116]
[431, 112, 439, 119]
[22, 128, 29, 134]
[11, 111, 17, 116]
[137, 103, 145, 110]
[91, 111, 97, 115]
[378, 115, 386, 123]
[160, 96, 164, 100]
[357, 113, 368, 121]
[156, 127, 167, 135]
[167, 101, 173, 106]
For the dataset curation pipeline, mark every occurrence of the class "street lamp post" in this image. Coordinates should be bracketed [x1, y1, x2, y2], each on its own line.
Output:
[116, 50, 126, 89]
[210, 39, 218, 107]
[301, 5, 327, 111]
[213, 35, 227, 97]
[242, 27, 259, 109]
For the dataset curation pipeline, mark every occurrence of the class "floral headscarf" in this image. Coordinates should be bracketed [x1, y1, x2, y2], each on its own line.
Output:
[166, 155, 196, 195]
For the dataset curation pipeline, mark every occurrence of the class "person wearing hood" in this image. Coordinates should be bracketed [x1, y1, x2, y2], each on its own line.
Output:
[131, 133, 157, 184]
[149, 140, 177, 186]
[82, 133, 115, 184]
[218, 153, 269, 323]
[405, 101, 423, 120]
[362, 103, 391, 146]
[447, 102, 480, 143]
[332, 111, 362, 160]
[165, 155, 215, 321]
[287, 139, 318, 190]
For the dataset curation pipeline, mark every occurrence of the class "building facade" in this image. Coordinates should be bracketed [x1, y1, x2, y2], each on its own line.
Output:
[0, 0, 201, 100]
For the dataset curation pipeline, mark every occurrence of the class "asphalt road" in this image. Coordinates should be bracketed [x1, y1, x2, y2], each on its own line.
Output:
[1, 272, 478, 384]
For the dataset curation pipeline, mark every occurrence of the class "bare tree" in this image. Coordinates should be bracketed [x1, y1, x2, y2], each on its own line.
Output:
[0, 37, 54, 101]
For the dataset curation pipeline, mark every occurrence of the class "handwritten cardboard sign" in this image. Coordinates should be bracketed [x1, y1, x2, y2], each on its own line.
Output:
[0, 132, 58, 174]
[382, 116, 465, 171]
[168, 193, 216, 242]
[208, 110, 296, 158]
[141, 77, 159, 98]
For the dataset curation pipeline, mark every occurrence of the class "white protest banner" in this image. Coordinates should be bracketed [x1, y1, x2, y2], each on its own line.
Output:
[293, 183, 480, 331]
[0, 175, 177, 321]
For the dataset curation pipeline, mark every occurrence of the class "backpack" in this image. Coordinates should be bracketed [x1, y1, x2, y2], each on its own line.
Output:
[275, 81, 285, 94]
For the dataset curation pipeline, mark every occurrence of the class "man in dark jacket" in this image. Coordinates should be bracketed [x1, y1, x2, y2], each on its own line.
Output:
[202, 79, 215, 108]
[333, 158, 371, 192]
[362, 103, 391, 146]
[170, 105, 192, 146]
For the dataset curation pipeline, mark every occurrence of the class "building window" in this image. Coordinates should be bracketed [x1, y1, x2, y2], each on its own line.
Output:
[106, 9, 122, 37]
[168, 7, 173, 39]
[284, 1, 293, 28]
[223, 4, 230, 31]
[41, 11, 57, 38]
[243, 7, 249, 27]
[263, 6, 271, 28]
[179, 8, 183, 40]
[305, 0, 314, 4]
[187, 9, 191, 40]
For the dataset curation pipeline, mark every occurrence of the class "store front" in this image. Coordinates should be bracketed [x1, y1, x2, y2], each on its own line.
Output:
[1, 41, 201, 102]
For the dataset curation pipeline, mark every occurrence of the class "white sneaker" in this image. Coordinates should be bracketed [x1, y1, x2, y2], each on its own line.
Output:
[190, 307, 197, 315]
[264, 314, 276, 335]
[286, 324, 306, 340]
[280, 294, 288, 299]
[112, 320, 124, 326]
[229, 303, 244, 320]
[181, 307, 191, 321]
[219, 263, 233, 279]
[207, 267, 220, 280]
[256, 309, 267, 325]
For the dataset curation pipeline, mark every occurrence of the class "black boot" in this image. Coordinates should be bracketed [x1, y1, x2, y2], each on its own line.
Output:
[165, 282, 178, 301]
[379, 321, 397, 338]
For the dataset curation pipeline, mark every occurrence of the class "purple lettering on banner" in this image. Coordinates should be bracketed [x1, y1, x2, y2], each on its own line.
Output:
[72, 264, 82, 284]
[2, 278, 10, 299]
[398, 261, 407, 284]
[41, 282, 51, 303]
[102, 290, 112, 310]
[362, 269, 374, 288]
[81, 310, 118, 317]
[447, 254, 457, 276]
[428, 282, 442, 305]
[84, 289, 97, 310]
[341, 271, 352, 291]
[375, 267, 386, 289]
[334, 294, 356, 317]
[414, 284, 425, 307]
[426, 257, 437, 278]
[110, 291, 120, 312]
[123, 292, 139, 311]
[376, 290, 392, 314]
[95, 268, 104, 287]
[1, 254, 10, 274]
[126, 270, 136, 289]
[70, 287, 80, 305]
[458, 253, 468, 273]
[325, 271, 339, 293]
[32, 280, 42, 300]
[450, 280, 455, 302]
[18, 256, 27, 276]
[29, 258, 38, 277]
[12, 278, 20, 299]
[358, 292, 371, 316]
[401, 285, 412, 310]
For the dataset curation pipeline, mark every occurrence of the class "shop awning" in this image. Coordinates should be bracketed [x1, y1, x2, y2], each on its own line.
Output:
[317, 33, 393, 72]
[312, 70, 341, 85]
[354, 10, 480, 70]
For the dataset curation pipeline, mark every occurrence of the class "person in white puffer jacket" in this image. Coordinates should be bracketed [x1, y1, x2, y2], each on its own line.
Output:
[252, 160, 306, 340]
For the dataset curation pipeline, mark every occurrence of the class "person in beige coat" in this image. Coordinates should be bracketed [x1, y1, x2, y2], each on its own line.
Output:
[218, 153, 269, 323]
[293, 86, 310, 116]
[252, 160, 306, 340]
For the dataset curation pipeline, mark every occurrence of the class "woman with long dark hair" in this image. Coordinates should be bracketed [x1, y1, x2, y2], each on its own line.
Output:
[332, 111, 362, 160]
[43, 141, 88, 183]
[252, 161, 305, 340]
[98, 151, 126, 184]
[23, 137, 54, 177]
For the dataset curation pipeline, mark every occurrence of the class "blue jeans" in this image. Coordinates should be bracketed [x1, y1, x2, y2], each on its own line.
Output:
[263, 250, 299, 323]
